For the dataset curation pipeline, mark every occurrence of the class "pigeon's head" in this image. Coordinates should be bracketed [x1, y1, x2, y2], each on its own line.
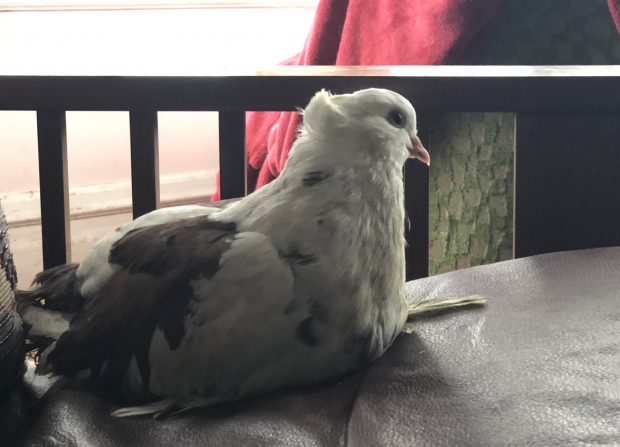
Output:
[301, 88, 430, 166]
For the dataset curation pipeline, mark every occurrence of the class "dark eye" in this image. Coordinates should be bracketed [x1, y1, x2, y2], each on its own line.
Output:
[387, 109, 406, 128]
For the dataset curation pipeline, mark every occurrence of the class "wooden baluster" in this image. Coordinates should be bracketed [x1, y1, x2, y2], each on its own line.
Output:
[404, 117, 431, 280]
[129, 109, 160, 219]
[36, 110, 71, 269]
[218, 111, 247, 199]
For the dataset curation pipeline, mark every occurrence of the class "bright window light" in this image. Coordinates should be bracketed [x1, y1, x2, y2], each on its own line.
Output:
[0, 1, 316, 75]
[0, 0, 318, 11]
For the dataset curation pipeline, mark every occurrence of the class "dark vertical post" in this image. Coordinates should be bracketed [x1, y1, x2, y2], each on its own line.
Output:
[514, 114, 620, 258]
[36, 110, 71, 268]
[129, 109, 160, 219]
[218, 111, 246, 199]
[404, 116, 431, 280]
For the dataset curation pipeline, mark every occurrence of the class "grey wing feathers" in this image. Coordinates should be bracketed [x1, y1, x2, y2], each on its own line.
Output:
[17, 264, 83, 314]
[38, 216, 239, 401]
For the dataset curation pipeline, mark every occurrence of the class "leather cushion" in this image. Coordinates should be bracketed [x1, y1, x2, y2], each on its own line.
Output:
[10, 247, 620, 446]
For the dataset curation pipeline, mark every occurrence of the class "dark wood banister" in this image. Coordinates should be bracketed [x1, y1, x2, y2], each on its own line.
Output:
[1, 66, 620, 112]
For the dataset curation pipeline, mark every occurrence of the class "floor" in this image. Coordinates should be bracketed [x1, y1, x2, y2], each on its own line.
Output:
[9, 212, 133, 287]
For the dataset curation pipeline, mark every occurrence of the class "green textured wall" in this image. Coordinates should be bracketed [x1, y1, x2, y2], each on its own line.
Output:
[428, 0, 620, 275]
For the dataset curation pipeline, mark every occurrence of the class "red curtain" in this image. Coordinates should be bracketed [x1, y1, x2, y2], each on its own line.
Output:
[610, 0, 620, 34]
[213, 0, 620, 200]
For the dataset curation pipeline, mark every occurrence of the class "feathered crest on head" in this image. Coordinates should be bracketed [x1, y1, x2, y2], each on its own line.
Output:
[300, 89, 348, 136]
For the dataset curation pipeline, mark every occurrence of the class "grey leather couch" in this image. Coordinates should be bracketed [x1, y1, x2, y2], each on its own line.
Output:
[4, 246, 618, 446]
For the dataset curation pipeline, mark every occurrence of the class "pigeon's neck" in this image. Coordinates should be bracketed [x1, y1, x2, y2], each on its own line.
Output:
[213, 152, 408, 353]
[209, 135, 410, 369]
[287, 150, 408, 329]
[222, 140, 408, 271]
[315, 158, 408, 358]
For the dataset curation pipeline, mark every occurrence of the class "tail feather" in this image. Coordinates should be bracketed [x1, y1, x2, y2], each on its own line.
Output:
[111, 396, 225, 419]
[406, 295, 486, 318]
[35, 341, 58, 375]
[17, 263, 83, 313]
[17, 263, 83, 357]
[19, 306, 72, 356]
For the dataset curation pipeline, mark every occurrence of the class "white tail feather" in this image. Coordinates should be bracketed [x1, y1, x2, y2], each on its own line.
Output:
[111, 396, 225, 419]
[21, 306, 72, 339]
[111, 398, 180, 418]
[407, 295, 486, 318]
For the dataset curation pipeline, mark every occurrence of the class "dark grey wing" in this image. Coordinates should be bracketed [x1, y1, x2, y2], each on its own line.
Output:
[45, 216, 238, 401]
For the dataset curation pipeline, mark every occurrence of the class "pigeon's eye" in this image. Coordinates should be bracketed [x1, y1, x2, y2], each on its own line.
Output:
[387, 110, 406, 128]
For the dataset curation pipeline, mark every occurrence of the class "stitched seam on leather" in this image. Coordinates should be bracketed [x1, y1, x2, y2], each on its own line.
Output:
[342, 370, 369, 447]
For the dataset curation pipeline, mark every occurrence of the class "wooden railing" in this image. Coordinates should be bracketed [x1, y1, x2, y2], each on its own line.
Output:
[1, 66, 620, 280]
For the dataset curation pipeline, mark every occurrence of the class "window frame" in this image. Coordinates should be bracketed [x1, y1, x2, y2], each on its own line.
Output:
[0, 0, 317, 12]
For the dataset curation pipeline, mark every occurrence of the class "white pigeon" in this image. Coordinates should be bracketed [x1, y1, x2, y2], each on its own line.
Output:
[19, 88, 432, 418]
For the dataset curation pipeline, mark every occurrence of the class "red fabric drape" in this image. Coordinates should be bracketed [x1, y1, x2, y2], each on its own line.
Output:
[610, 0, 620, 34]
[213, 0, 620, 200]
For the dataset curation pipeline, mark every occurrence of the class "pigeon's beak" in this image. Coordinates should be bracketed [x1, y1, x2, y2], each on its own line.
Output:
[407, 135, 430, 166]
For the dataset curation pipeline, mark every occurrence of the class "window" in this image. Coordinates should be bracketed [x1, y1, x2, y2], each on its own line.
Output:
[1, 0, 317, 284]
[1, 0, 317, 11]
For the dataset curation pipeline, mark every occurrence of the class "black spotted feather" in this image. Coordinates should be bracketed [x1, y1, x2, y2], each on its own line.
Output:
[44, 216, 237, 401]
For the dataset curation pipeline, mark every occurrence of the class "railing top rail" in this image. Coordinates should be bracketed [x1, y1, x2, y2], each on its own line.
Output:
[253, 65, 620, 77]
[1, 65, 620, 112]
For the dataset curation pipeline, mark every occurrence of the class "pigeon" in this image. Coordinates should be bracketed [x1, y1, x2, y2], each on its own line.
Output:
[19, 88, 434, 418]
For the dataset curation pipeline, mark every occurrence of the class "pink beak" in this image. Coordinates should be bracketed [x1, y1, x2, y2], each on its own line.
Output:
[408, 135, 430, 166]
